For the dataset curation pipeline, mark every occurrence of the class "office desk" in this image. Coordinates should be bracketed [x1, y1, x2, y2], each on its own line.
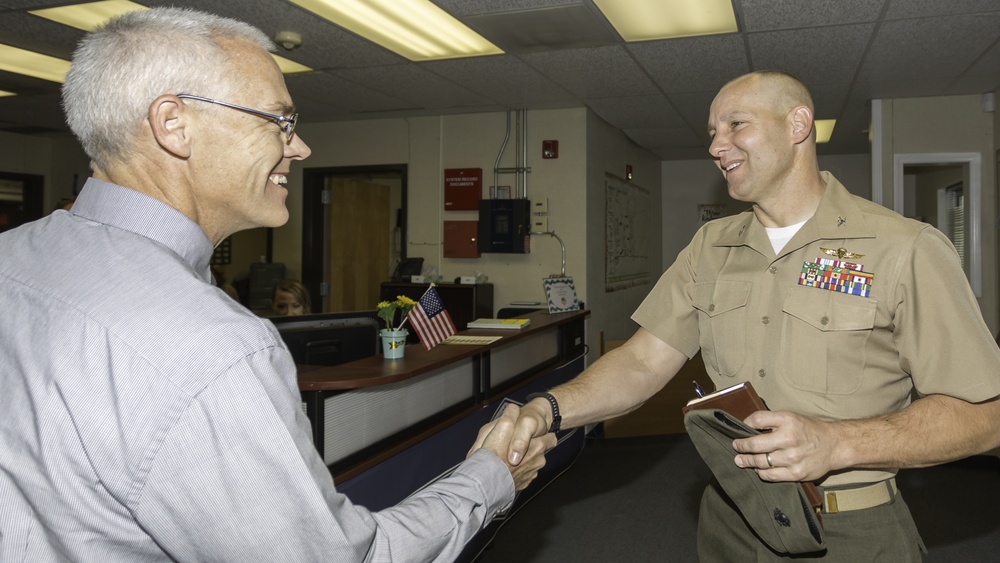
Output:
[297, 309, 588, 561]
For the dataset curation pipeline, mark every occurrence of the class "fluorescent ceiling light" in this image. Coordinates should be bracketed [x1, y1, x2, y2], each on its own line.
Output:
[815, 119, 836, 144]
[0, 44, 71, 83]
[273, 54, 312, 74]
[30, 0, 148, 32]
[289, 0, 503, 61]
[0, 90, 15, 97]
[593, 0, 737, 41]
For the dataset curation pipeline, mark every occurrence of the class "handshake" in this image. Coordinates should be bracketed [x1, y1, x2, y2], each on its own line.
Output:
[467, 402, 558, 491]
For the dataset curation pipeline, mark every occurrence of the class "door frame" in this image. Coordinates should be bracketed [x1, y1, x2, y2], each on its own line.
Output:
[893, 152, 980, 297]
[301, 164, 408, 312]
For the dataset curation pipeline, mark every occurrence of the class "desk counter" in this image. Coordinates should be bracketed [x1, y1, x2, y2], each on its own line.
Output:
[296, 308, 586, 473]
[298, 308, 586, 392]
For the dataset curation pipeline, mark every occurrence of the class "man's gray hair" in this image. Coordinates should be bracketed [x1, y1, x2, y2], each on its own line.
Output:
[62, 8, 275, 170]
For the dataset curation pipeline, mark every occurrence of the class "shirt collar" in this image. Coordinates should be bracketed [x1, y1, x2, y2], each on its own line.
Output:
[712, 172, 876, 254]
[71, 178, 215, 283]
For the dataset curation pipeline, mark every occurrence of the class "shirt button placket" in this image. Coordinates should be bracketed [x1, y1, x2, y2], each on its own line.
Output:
[759, 263, 778, 382]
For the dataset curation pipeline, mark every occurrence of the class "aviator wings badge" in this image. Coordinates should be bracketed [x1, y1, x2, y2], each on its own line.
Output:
[821, 247, 865, 260]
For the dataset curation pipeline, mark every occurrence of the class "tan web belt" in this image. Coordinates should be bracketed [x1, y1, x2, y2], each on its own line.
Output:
[819, 478, 897, 513]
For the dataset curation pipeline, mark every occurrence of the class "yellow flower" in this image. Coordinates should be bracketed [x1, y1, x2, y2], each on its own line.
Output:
[377, 296, 416, 330]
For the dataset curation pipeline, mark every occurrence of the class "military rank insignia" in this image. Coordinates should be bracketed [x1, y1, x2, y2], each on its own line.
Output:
[799, 258, 874, 297]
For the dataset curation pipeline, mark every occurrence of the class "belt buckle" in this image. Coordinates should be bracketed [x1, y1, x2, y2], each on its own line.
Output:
[823, 491, 840, 513]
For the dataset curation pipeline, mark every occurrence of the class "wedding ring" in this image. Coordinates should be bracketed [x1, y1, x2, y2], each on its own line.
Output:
[766, 453, 774, 468]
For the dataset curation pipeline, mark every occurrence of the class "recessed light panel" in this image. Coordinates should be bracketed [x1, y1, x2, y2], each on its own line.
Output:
[290, 0, 503, 61]
[815, 119, 836, 143]
[593, 0, 738, 41]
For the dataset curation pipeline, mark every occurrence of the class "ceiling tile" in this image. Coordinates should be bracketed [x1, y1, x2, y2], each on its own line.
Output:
[0, 92, 66, 132]
[854, 77, 955, 99]
[586, 95, 686, 129]
[519, 45, 659, 98]
[0, 0, 996, 157]
[0, 12, 82, 59]
[421, 55, 575, 105]
[286, 71, 417, 114]
[667, 90, 720, 135]
[739, 0, 886, 31]
[949, 42, 1000, 94]
[858, 14, 1000, 82]
[628, 34, 749, 94]
[884, 0, 1000, 19]
[748, 24, 875, 85]
[334, 64, 493, 110]
[465, 3, 617, 53]
[434, 0, 582, 17]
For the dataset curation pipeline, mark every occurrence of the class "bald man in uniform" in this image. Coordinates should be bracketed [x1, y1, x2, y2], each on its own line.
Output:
[506, 71, 1000, 561]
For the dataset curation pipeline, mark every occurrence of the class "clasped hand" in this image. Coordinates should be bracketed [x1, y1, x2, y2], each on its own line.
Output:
[469, 404, 557, 491]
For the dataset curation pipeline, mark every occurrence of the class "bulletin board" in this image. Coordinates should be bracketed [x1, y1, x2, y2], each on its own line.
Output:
[605, 172, 650, 292]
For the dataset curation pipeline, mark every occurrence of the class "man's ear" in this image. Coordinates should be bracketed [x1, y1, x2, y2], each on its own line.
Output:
[789, 105, 814, 145]
[148, 95, 192, 158]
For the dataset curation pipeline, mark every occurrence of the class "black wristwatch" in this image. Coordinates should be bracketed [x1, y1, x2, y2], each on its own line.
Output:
[526, 392, 562, 433]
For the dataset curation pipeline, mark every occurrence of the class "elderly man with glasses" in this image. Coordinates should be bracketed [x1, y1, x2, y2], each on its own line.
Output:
[0, 7, 554, 562]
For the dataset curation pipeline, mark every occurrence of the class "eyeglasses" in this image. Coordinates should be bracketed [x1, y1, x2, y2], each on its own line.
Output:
[176, 94, 298, 142]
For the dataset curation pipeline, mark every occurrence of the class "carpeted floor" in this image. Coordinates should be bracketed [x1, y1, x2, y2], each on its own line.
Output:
[475, 434, 1000, 562]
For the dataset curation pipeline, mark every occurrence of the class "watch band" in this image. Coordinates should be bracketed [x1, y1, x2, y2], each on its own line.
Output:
[526, 392, 561, 433]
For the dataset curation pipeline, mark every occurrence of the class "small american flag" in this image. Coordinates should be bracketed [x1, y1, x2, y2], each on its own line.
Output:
[408, 286, 457, 350]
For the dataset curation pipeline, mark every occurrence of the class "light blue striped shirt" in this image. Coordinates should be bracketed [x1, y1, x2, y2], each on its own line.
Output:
[0, 178, 513, 562]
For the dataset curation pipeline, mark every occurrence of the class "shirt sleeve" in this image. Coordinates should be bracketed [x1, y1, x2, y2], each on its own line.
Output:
[893, 226, 1000, 402]
[632, 226, 705, 359]
[131, 346, 515, 562]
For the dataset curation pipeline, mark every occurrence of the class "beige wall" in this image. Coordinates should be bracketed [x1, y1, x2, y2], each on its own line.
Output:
[584, 112, 663, 361]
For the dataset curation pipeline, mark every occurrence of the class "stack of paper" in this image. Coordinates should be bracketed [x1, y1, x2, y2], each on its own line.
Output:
[466, 318, 531, 330]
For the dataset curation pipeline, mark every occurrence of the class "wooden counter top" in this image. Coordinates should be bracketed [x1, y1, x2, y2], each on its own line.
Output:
[297, 309, 588, 391]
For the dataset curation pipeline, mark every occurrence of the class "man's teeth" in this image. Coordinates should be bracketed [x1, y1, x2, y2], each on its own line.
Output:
[270, 174, 287, 185]
[725, 162, 740, 172]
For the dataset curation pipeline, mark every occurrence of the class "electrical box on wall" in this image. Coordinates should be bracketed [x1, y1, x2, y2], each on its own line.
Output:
[478, 199, 531, 254]
[443, 220, 480, 258]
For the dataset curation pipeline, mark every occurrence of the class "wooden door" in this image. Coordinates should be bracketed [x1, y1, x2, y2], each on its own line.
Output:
[325, 178, 390, 312]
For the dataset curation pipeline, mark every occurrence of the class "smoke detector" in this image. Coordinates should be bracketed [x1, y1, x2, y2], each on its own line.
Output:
[274, 31, 302, 50]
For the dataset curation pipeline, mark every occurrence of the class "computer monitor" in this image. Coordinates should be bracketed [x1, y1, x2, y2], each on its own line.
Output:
[271, 311, 381, 366]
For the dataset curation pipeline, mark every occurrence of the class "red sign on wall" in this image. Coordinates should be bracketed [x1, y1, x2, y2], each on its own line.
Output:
[443, 168, 482, 211]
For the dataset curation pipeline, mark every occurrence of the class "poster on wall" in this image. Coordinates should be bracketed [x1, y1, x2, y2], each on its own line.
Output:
[605, 173, 650, 292]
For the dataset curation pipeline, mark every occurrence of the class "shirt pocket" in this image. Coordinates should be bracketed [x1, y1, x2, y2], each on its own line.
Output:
[692, 281, 751, 377]
[779, 287, 877, 394]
